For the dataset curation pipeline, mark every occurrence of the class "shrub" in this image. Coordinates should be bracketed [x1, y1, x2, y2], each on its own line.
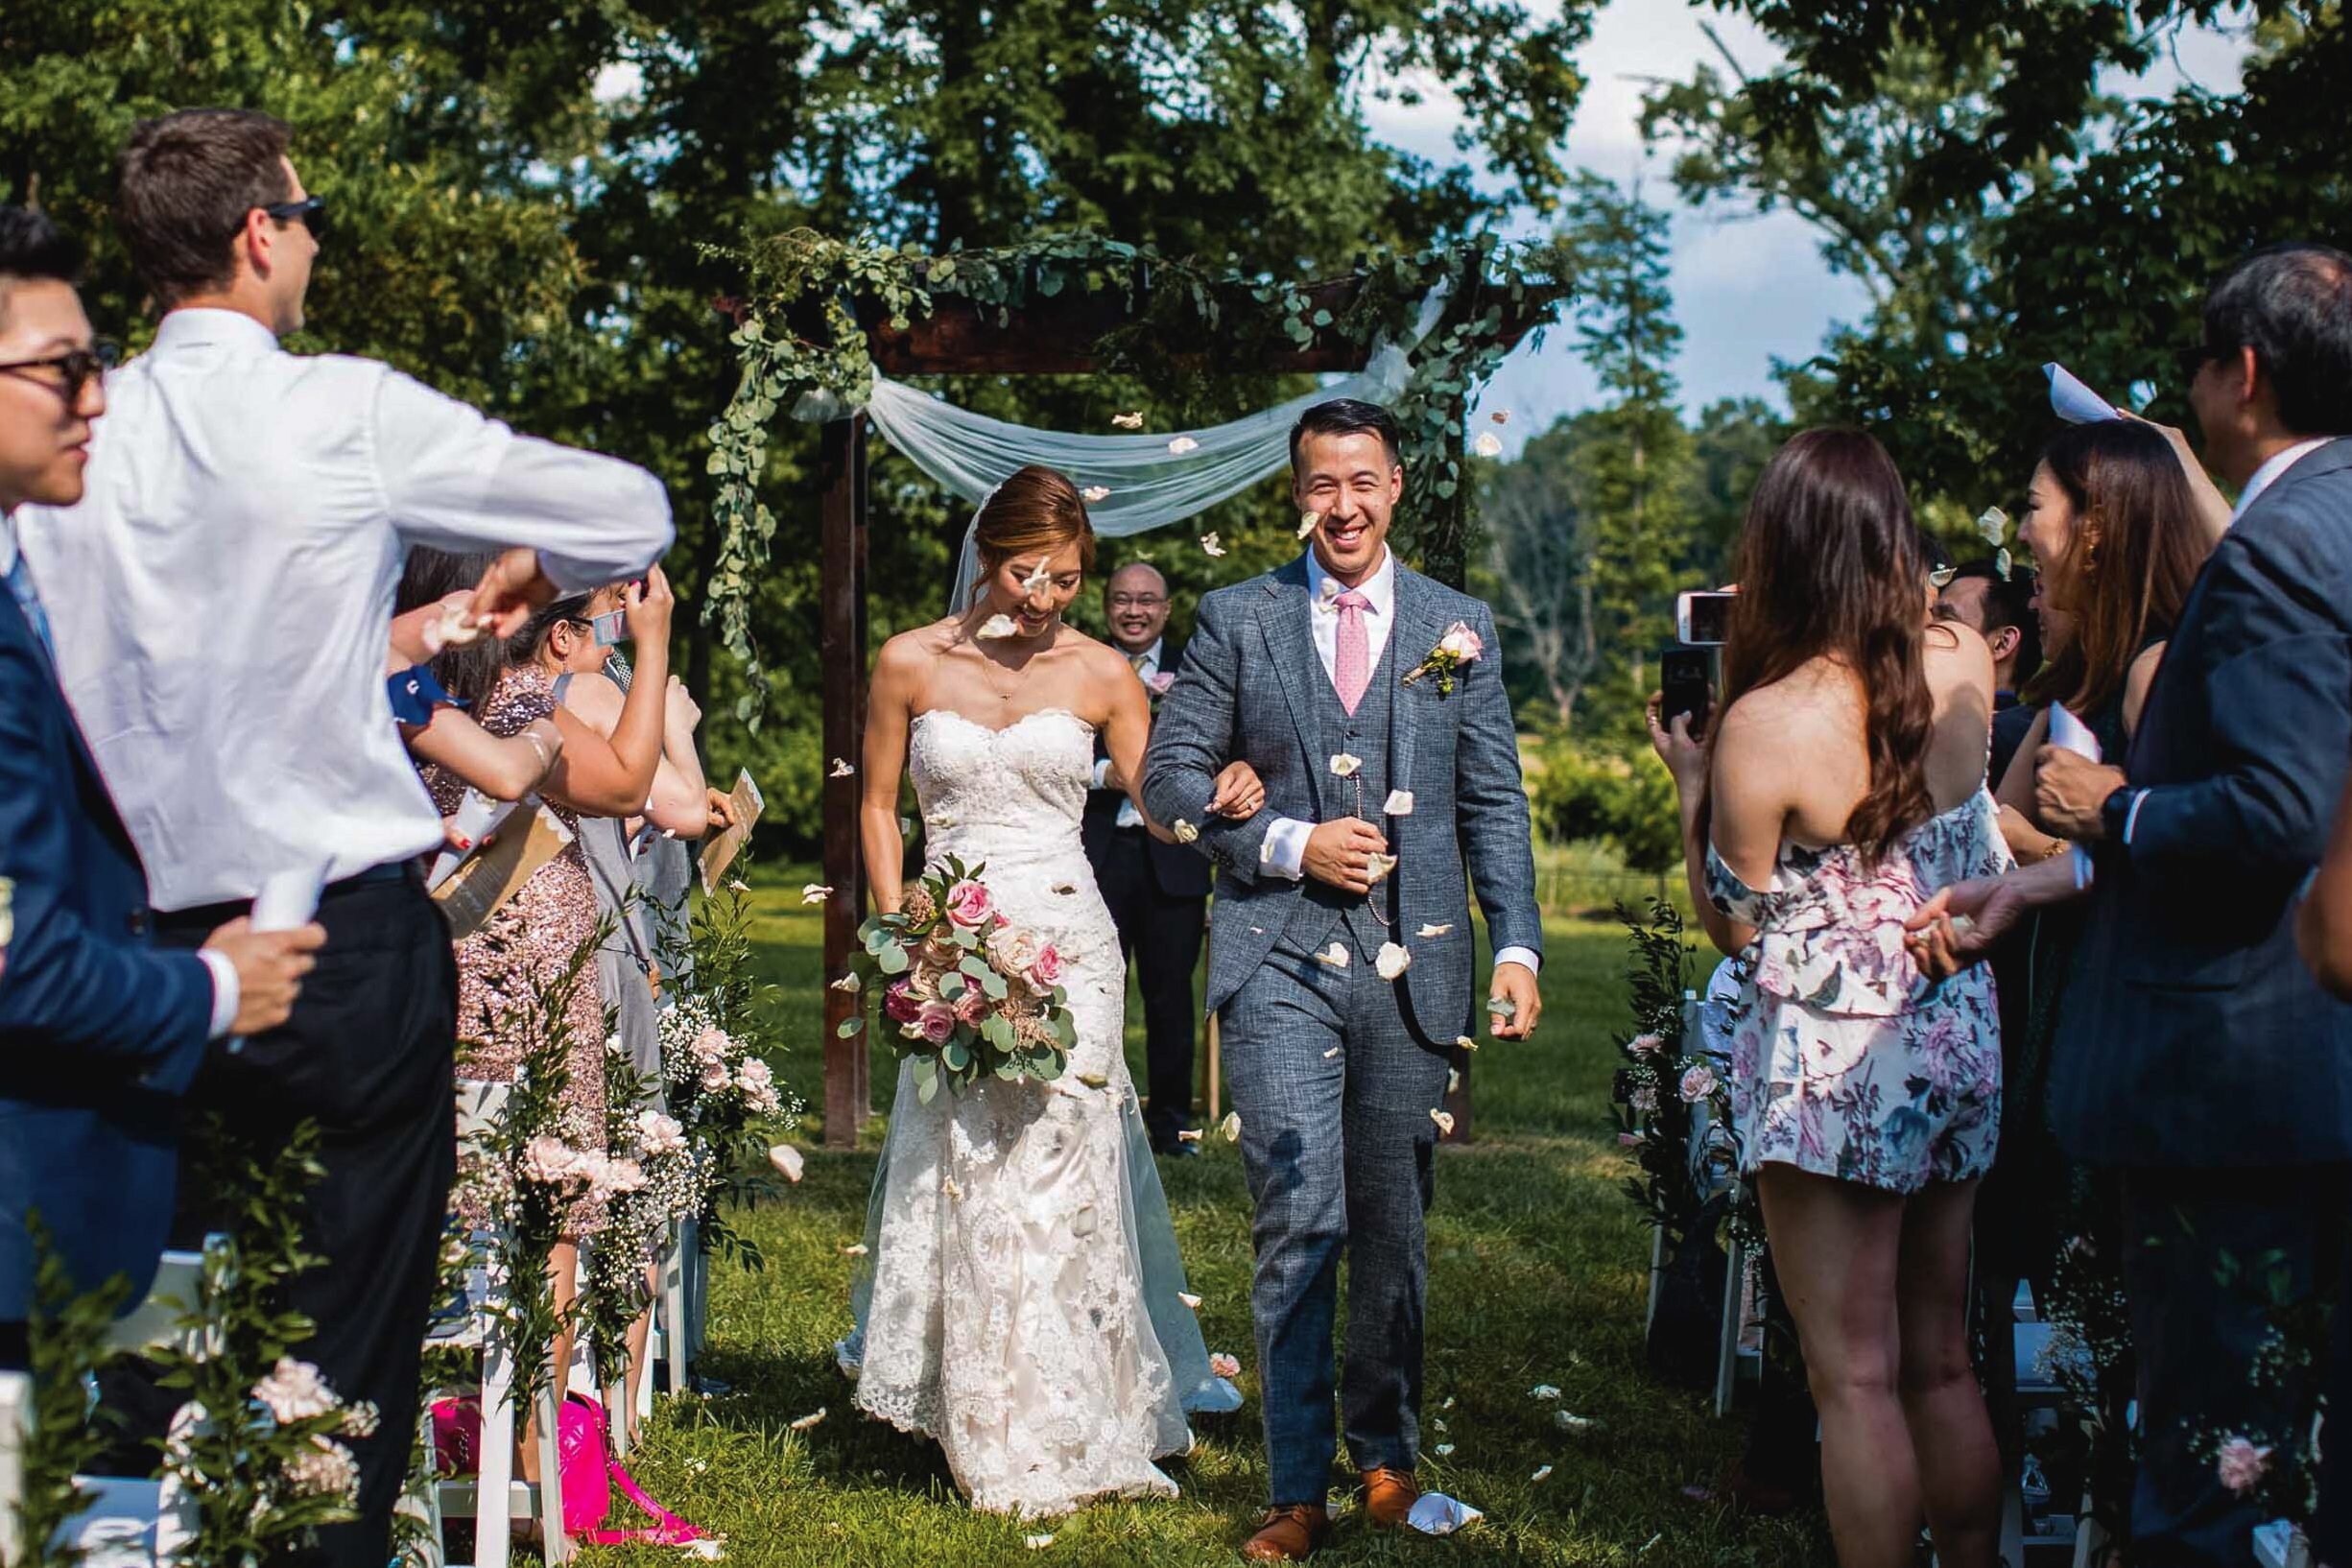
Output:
[1522, 735, 1682, 873]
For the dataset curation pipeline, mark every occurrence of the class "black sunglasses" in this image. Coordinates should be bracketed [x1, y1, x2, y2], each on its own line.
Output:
[261, 195, 329, 244]
[0, 340, 121, 405]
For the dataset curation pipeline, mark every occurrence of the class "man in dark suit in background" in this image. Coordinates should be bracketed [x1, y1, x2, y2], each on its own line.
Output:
[0, 206, 318, 1364]
[1936, 558, 2041, 787]
[1083, 560, 1212, 1155]
[1913, 242, 2352, 1565]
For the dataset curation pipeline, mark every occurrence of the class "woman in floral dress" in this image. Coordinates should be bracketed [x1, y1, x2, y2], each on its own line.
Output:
[1649, 429, 2009, 1568]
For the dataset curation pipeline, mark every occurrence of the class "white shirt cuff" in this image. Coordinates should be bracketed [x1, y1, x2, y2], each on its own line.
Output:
[1262, 818, 1312, 880]
[2122, 788, 2151, 846]
[200, 948, 240, 1040]
[1493, 946, 1540, 976]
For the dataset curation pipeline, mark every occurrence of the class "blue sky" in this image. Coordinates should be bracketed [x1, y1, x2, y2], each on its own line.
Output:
[1373, 0, 2258, 452]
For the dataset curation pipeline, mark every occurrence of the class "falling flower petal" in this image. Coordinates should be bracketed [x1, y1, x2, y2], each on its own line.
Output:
[1200, 532, 1226, 558]
[1976, 506, 2009, 546]
[1383, 790, 1414, 816]
[1447, 1068, 1461, 1094]
[1081, 485, 1111, 503]
[1323, 1045, 1342, 1059]
[1173, 819, 1200, 843]
[682, 1539, 725, 1561]
[1417, 922, 1454, 938]
[829, 757, 854, 778]
[1176, 1128, 1203, 1143]
[1316, 942, 1350, 968]
[1431, 1107, 1455, 1135]
[1208, 1352, 1242, 1378]
[1472, 431, 1505, 458]
[840, 1243, 868, 1256]
[829, 974, 859, 992]
[1221, 1110, 1242, 1142]
[1377, 941, 1412, 981]
[1021, 559, 1055, 595]
[1531, 1465, 1554, 1483]
[1026, 1535, 1056, 1551]
[1329, 752, 1363, 777]
[1531, 1384, 1560, 1400]
[1442, 1397, 1456, 1410]
[1178, 1292, 1202, 1311]
[801, 884, 832, 904]
[1297, 511, 1320, 539]
[789, 1407, 826, 1432]
[1555, 1411, 1595, 1432]
[1365, 852, 1397, 885]
[1997, 546, 2014, 582]
[1168, 436, 1200, 455]
[1458, 1034, 1478, 1052]
[1111, 412, 1144, 429]
[423, 604, 484, 653]
[1434, 1443, 1456, 1457]
[976, 614, 1019, 640]
[769, 1144, 805, 1183]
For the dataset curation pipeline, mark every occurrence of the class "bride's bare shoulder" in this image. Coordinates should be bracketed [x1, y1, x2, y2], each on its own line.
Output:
[880, 618, 964, 664]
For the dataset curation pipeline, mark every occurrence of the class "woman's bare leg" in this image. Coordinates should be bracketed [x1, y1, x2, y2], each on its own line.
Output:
[1897, 1178, 2001, 1568]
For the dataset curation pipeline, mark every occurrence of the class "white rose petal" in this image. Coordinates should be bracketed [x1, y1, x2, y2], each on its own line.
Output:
[1323, 1045, 1341, 1059]
[1021, 559, 1055, 595]
[1173, 819, 1200, 843]
[1167, 436, 1200, 455]
[801, 884, 832, 904]
[1417, 922, 1454, 938]
[1976, 505, 2009, 545]
[1531, 1465, 1554, 1483]
[768, 1144, 805, 1183]
[1435, 1443, 1456, 1457]
[1556, 1411, 1595, 1432]
[976, 614, 1019, 640]
[829, 974, 860, 992]
[1025, 1535, 1056, 1551]
[1297, 511, 1320, 539]
[1176, 1128, 1203, 1143]
[1316, 942, 1350, 968]
[1328, 752, 1362, 777]
[1220, 1110, 1242, 1142]
[1472, 431, 1505, 458]
[1363, 853, 1397, 887]
[424, 603, 483, 653]
[1111, 412, 1145, 430]
[1431, 1107, 1455, 1135]
[840, 1243, 868, 1256]
[1177, 1292, 1202, 1311]
[1200, 532, 1225, 558]
[1081, 485, 1112, 503]
[828, 757, 854, 778]
[1531, 1384, 1560, 1400]
[1376, 941, 1412, 980]
[789, 1408, 826, 1432]
[1383, 790, 1414, 816]
[1457, 1033, 1479, 1052]
[1448, 1068, 1461, 1094]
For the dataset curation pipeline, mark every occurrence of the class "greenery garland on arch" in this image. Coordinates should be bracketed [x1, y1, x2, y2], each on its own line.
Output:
[701, 229, 1575, 715]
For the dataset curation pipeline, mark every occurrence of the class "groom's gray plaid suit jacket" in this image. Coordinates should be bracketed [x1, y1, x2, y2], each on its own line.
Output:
[1142, 554, 1542, 1042]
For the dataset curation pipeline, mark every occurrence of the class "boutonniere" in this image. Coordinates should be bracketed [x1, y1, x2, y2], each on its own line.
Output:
[1400, 621, 1485, 696]
[1147, 670, 1176, 697]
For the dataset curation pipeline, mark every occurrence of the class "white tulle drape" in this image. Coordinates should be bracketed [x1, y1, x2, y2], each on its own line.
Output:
[843, 286, 1451, 611]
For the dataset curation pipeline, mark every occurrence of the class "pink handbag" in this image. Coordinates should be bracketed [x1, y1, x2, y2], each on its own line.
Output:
[431, 1390, 709, 1545]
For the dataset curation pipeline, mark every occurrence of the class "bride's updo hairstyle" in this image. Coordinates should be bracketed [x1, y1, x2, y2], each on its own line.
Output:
[1704, 427, 1934, 865]
[974, 464, 1098, 580]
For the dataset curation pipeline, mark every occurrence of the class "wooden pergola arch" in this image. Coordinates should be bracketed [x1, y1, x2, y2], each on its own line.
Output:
[808, 275, 1560, 1151]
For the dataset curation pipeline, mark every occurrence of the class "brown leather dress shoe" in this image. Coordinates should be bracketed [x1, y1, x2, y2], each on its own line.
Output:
[1359, 1466, 1420, 1528]
[1241, 1504, 1331, 1561]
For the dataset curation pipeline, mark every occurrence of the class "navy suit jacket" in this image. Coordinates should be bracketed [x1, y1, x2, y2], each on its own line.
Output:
[2052, 440, 2352, 1168]
[0, 587, 213, 1320]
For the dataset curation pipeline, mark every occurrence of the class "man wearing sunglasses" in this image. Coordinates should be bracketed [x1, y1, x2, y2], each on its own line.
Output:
[16, 109, 673, 1568]
[0, 205, 323, 1366]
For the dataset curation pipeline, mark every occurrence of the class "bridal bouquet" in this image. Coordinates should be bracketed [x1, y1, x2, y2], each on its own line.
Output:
[850, 857, 1076, 1102]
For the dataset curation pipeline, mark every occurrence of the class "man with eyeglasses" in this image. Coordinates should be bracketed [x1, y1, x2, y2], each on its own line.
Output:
[0, 205, 323, 1366]
[1081, 560, 1214, 1155]
[17, 109, 672, 1567]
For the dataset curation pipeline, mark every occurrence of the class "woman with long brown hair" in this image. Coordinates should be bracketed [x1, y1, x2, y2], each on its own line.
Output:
[1649, 429, 2009, 1567]
[837, 466, 1256, 1517]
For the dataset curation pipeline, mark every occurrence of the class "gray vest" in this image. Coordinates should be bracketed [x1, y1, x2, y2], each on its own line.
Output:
[1282, 636, 1399, 962]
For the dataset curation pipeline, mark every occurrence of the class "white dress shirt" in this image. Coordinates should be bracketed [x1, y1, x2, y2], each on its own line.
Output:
[3, 509, 238, 1032]
[2119, 437, 2333, 846]
[1260, 548, 1537, 975]
[1095, 636, 1163, 828]
[18, 308, 674, 910]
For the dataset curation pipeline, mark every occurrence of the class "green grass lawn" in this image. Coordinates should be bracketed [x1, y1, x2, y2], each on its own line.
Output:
[582, 875, 1831, 1567]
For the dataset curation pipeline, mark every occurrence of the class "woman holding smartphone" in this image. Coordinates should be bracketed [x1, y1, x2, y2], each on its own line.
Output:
[1648, 429, 2009, 1568]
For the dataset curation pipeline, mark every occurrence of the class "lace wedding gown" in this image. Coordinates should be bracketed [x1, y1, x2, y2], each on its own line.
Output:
[838, 707, 1239, 1517]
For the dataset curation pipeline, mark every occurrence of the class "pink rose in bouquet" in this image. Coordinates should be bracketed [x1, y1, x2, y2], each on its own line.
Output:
[944, 880, 995, 928]
[915, 1000, 958, 1044]
[953, 988, 989, 1026]
[987, 924, 1040, 978]
[1026, 943, 1065, 992]
[884, 978, 922, 1023]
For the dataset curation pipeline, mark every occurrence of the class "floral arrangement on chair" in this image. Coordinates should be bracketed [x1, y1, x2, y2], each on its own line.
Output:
[843, 857, 1077, 1103]
[1608, 898, 1738, 1231]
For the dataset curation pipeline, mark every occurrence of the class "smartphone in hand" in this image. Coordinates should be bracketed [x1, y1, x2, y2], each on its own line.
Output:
[1660, 648, 1714, 739]
[1675, 589, 1735, 647]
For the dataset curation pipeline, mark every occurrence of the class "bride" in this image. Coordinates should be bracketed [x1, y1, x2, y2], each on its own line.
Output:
[837, 465, 1250, 1517]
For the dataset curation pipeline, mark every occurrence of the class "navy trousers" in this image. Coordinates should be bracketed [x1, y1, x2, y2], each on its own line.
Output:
[1221, 929, 1455, 1505]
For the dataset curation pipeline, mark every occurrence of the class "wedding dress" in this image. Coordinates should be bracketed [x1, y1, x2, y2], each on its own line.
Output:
[837, 706, 1239, 1517]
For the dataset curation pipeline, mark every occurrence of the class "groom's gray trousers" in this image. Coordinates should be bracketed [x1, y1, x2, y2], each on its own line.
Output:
[1223, 926, 1454, 1505]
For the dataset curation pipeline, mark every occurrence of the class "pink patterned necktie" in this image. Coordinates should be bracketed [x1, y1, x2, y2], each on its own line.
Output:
[1333, 589, 1371, 714]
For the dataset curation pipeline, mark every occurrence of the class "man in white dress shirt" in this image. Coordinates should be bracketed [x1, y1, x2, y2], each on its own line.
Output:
[19, 109, 672, 1566]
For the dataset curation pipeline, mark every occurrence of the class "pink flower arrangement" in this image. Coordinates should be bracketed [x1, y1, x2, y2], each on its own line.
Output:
[1627, 1032, 1665, 1056]
[2216, 1436, 2270, 1494]
[943, 880, 995, 928]
[855, 855, 1079, 1098]
[1679, 1064, 1720, 1103]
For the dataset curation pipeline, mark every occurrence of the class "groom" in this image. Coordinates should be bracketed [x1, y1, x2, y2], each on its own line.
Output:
[1145, 398, 1542, 1560]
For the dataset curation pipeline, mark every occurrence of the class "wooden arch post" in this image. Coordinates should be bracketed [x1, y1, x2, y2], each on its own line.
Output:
[807, 277, 1560, 1152]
